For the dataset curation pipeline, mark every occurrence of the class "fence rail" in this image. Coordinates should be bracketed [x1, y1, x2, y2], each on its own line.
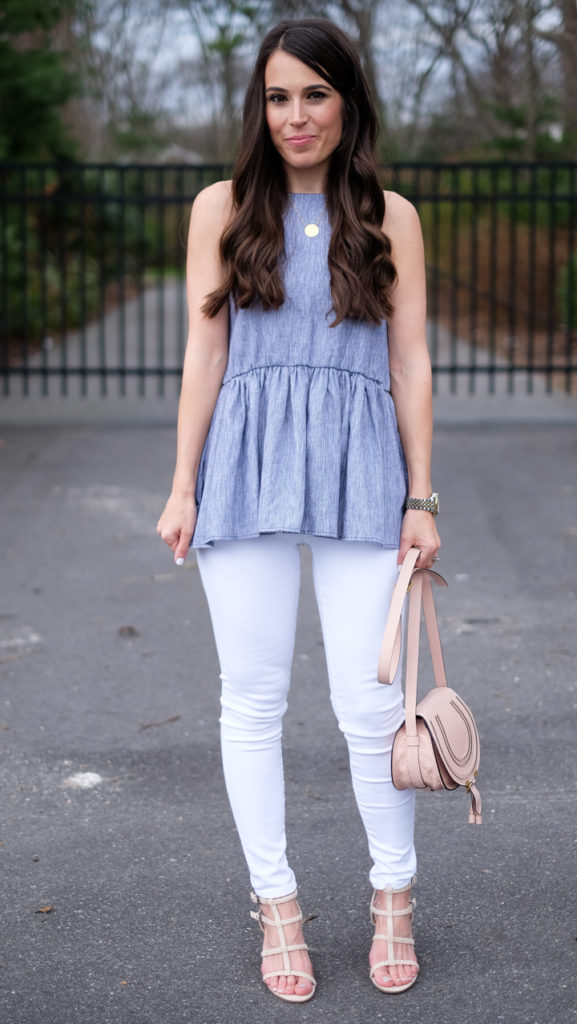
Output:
[1, 161, 576, 398]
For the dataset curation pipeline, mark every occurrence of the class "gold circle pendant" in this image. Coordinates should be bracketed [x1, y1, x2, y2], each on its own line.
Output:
[304, 223, 320, 238]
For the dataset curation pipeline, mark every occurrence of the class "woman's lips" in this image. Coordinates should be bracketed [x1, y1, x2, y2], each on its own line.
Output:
[285, 135, 317, 147]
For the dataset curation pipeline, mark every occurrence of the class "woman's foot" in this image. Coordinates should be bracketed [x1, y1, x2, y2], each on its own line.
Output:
[250, 890, 316, 1002]
[369, 882, 419, 993]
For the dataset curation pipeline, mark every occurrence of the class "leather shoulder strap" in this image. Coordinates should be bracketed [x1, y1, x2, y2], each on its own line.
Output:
[377, 547, 420, 685]
[378, 548, 448, 689]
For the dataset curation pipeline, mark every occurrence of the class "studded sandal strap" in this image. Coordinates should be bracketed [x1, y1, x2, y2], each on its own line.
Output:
[250, 909, 304, 928]
[370, 887, 418, 973]
[262, 969, 316, 985]
[371, 904, 414, 919]
[370, 895, 415, 925]
[370, 958, 418, 975]
[260, 942, 309, 958]
[251, 888, 299, 906]
[373, 931, 415, 942]
[250, 889, 315, 991]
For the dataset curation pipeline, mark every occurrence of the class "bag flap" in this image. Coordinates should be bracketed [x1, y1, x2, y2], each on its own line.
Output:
[416, 687, 480, 785]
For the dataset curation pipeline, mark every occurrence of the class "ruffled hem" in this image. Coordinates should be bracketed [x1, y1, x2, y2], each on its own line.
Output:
[192, 364, 407, 549]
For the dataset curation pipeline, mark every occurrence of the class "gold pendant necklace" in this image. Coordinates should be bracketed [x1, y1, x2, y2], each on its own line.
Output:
[289, 196, 324, 238]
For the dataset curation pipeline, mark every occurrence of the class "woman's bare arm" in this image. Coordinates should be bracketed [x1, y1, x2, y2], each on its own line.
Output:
[384, 191, 440, 569]
[156, 180, 232, 563]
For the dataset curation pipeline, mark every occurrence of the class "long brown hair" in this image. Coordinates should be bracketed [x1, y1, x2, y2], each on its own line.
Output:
[203, 18, 397, 326]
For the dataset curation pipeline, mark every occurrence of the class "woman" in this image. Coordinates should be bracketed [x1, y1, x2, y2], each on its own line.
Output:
[157, 18, 440, 1003]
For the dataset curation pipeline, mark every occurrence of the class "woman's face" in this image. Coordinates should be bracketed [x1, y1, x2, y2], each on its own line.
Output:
[264, 49, 343, 187]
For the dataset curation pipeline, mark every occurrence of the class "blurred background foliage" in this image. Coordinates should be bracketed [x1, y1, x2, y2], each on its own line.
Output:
[1, 0, 576, 164]
[2, 1, 576, 364]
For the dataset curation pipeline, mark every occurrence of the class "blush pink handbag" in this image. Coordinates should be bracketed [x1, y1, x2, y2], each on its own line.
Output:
[378, 547, 482, 824]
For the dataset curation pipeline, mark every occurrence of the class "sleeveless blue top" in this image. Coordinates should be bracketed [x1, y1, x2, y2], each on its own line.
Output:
[192, 193, 408, 548]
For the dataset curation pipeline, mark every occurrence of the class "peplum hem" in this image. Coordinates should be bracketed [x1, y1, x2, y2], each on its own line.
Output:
[192, 364, 407, 549]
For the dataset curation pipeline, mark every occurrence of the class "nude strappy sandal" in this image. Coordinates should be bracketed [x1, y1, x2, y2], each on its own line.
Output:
[250, 889, 316, 1003]
[369, 880, 419, 994]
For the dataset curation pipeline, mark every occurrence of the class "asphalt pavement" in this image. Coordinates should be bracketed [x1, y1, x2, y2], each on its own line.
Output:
[1, 386, 576, 1024]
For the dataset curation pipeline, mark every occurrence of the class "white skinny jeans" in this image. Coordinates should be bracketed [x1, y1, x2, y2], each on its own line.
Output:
[196, 533, 416, 898]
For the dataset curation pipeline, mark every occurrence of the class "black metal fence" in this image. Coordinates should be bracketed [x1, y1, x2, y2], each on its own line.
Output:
[1, 161, 576, 398]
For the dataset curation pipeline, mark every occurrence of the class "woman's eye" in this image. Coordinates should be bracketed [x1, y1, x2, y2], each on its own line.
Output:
[267, 91, 328, 103]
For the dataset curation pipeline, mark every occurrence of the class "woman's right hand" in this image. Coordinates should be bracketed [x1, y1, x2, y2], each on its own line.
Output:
[156, 492, 198, 565]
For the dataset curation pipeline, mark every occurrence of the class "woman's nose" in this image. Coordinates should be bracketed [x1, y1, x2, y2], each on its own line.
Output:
[289, 101, 307, 125]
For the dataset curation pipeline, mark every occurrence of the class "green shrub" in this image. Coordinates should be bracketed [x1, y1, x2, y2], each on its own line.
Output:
[0, 216, 100, 348]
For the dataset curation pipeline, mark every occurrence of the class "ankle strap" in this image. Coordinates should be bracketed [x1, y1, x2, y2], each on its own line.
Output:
[251, 888, 298, 906]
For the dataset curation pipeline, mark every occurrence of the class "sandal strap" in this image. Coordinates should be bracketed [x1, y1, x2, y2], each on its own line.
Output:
[373, 932, 415, 946]
[249, 890, 316, 1002]
[370, 959, 419, 974]
[370, 885, 418, 975]
[262, 969, 315, 985]
[250, 889, 314, 985]
[251, 888, 298, 906]
[250, 908, 304, 932]
[370, 904, 415, 925]
[260, 942, 309, 958]
[257, 910, 303, 927]
[371, 902, 415, 921]
[370, 889, 415, 924]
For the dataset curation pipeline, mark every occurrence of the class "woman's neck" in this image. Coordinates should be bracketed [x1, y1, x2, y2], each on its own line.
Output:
[283, 163, 328, 195]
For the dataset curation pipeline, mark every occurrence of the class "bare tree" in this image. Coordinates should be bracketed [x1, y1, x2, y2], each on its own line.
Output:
[534, 0, 577, 148]
[404, 0, 575, 157]
[66, 0, 174, 157]
[60, 0, 577, 161]
[164, 1, 273, 160]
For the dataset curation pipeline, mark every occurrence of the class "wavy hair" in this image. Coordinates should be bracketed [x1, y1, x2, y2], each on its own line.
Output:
[203, 18, 397, 326]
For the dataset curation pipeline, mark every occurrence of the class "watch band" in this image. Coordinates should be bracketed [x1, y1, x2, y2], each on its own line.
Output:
[404, 492, 439, 516]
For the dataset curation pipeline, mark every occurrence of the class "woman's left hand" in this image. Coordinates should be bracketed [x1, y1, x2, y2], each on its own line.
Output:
[398, 510, 441, 570]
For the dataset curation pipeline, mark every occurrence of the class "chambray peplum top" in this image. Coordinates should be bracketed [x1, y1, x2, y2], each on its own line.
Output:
[192, 193, 408, 548]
